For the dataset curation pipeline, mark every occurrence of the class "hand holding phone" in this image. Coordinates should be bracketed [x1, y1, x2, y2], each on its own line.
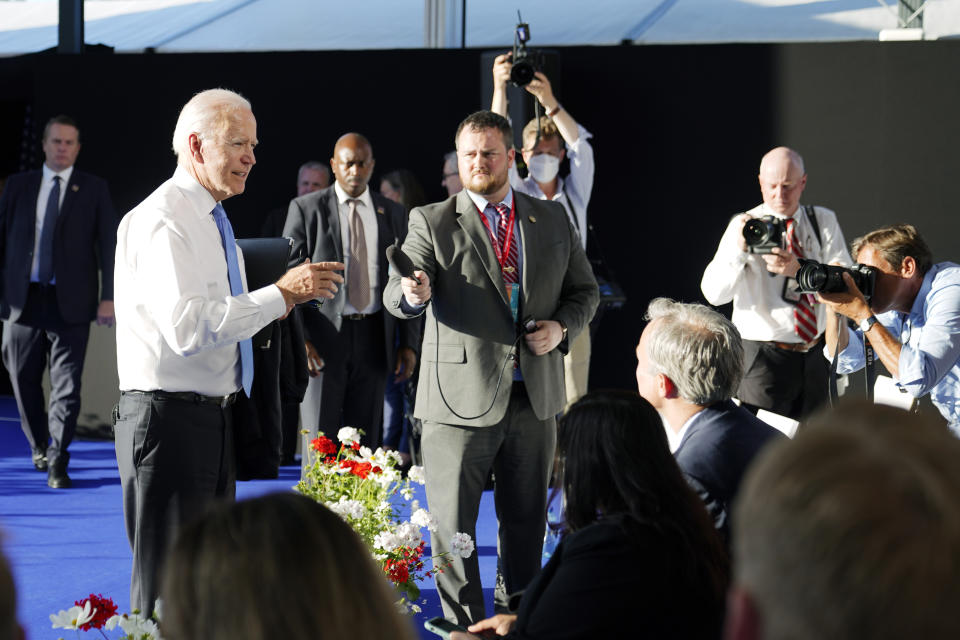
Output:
[424, 616, 468, 639]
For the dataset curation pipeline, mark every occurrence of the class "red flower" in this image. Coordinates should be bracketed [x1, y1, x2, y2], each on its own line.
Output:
[372, 466, 383, 475]
[339, 459, 356, 471]
[74, 594, 118, 630]
[385, 558, 410, 585]
[310, 436, 337, 456]
[352, 461, 373, 479]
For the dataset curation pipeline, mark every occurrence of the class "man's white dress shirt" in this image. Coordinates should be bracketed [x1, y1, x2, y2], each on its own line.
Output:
[115, 166, 286, 396]
[701, 203, 851, 342]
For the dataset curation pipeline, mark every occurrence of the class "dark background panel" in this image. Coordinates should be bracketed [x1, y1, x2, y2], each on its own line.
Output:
[0, 41, 957, 392]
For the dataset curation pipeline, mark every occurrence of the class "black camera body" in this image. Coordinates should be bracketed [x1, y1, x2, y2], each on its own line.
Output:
[511, 20, 542, 86]
[743, 215, 786, 254]
[795, 260, 877, 302]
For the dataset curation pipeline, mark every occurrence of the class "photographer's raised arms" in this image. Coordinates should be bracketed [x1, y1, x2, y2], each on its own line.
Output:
[700, 147, 852, 422]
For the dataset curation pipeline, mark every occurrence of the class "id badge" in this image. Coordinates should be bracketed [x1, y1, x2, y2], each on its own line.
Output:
[507, 283, 520, 322]
[781, 277, 802, 304]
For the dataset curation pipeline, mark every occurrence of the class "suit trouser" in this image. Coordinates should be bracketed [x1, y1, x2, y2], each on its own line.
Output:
[114, 391, 236, 615]
[421, 383, 556, 625]
[317, 312, 387, 449]
[1, 284, 89, 467]
[737, 338, 829, 422]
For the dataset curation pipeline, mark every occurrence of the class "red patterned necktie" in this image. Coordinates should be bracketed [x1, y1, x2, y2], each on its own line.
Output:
[494, 202, 519, 285]
[785, 218, 817, 342]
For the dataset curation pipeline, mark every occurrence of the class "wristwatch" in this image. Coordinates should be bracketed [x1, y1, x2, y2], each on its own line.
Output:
[859, 315, 878, 333]
[558, 320, 568, 340]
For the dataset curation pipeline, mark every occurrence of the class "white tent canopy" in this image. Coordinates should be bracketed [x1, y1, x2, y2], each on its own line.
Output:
[0, 0, 958, 55]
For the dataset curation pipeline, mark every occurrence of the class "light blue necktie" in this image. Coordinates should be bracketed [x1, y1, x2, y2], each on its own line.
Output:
[212, 203, 254, 397]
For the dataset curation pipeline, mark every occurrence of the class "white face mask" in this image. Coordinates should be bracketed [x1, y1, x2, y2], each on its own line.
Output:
[527, 154, 560, 183]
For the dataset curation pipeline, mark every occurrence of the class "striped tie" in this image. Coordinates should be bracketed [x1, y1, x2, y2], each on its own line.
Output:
[494, 202, 518, 284]
[785, 218, 818, 342]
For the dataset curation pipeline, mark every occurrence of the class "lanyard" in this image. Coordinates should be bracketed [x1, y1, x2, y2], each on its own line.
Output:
[476, 198, 517, 273]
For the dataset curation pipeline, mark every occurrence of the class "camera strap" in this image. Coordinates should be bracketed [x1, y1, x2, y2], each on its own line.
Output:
[803, 205, 822, 250]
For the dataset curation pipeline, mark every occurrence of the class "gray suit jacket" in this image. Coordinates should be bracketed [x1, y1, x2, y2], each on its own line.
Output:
[282, 186, 420, 371]
[383, 190, 598, 426]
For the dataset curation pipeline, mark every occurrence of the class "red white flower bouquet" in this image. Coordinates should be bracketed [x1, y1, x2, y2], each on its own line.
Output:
[50, 593, 160, 639]
[296, 427, 475, 613]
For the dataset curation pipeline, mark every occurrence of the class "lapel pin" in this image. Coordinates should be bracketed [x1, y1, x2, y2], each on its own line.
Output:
[71, 185, 79, 192]
[376, 206, 385, 215]
[528, 215, 536, 223]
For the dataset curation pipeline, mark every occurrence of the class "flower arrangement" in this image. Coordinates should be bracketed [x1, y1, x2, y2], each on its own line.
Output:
[296, 427, 475, 613]
[50, 593, 160, 639]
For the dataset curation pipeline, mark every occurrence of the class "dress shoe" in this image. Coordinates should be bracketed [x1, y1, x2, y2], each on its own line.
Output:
[31, 449, 48, 472]
[47, 465, 72, 489]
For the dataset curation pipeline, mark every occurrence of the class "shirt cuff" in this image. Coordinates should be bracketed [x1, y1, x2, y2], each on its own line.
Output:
[399, 296, 427, 316]
[253, 284, 288, 321]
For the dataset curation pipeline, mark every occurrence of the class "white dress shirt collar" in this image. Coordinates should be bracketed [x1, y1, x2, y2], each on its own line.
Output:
[173, 165, 218, 219]
[42, 163, 74, 187]
[334, 181, 374, 212]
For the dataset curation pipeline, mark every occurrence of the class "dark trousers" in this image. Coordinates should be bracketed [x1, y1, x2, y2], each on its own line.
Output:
[738, 338, 829, 421]
[114, 391, 236, 615]
[1, 284, 89, 467]
[317, 312, 387, 449]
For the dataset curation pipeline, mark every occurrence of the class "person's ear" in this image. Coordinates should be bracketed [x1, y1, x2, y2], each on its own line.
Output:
[657, 373, 678, 400]
[900, 255, 918, 279]
[189, 134, 203, 162]
[724, 586, 762, 640]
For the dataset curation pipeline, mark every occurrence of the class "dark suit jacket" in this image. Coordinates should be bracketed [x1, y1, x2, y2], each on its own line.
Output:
[506, 515, 724, 639]
[282, 186, 420, 371]
[0, 168, 116, 324]
[674, 400, 785, 542]
[383, 190, 599, 426]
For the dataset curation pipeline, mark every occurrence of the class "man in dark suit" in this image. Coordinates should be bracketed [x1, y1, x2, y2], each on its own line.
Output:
[0, 115, 117, 488]
[635, 297, 783, 544]
[284, 133, 419, 451]
[384, 111, 598, 624]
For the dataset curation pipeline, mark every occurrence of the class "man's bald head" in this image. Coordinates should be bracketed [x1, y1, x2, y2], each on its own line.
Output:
[758, 146, 806, 217]
[330, 133, 375, 198]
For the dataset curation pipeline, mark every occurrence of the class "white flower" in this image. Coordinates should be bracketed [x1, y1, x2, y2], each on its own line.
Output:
[408, 465, 426, 484]
[337, 427, 361, 445]
[359, 445, 373, 460]
[411, 508, 438, 532]
[395, 521, 423, 548]
[451, 532, 475, 558]
[327, 498, 366, 521]
[401, 486, 414, 501]
[374, 530, 401, 551]
[50, 601, 95, 630]
[118, 613, 160, 638]
[411, 603, 422, 613]
[411, 499, 420, 511]
[105, 614, 122, 630]
[374, 466, 400, 489]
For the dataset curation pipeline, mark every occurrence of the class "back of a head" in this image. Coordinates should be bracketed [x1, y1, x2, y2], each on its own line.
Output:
[382, 169, 427, 211]
[733, 401, 960, 640]
[645, 298, 744, 406]
[559, 390, 728, 597]
[160, 492, 416, 640]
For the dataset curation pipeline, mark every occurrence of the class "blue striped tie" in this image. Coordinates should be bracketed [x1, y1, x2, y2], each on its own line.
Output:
[212, 203, 254, 397]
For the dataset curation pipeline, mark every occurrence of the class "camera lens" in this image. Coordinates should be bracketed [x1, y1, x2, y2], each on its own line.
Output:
[510, 60, 536, 86]
[795, 262, 828, 292]
[742, 219, 769, 246]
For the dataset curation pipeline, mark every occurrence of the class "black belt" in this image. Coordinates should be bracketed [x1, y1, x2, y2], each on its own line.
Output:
[126, 389, 238, 408]
[343, 312, 377, 320]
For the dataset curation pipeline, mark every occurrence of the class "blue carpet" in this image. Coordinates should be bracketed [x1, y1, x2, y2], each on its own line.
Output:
[0, 398, 503, 639]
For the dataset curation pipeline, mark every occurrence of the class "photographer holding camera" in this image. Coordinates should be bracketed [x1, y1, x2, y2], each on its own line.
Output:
[701, 147, 851, 421]
[491, 51, 595, 406]
[819, 224, 960, 433]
